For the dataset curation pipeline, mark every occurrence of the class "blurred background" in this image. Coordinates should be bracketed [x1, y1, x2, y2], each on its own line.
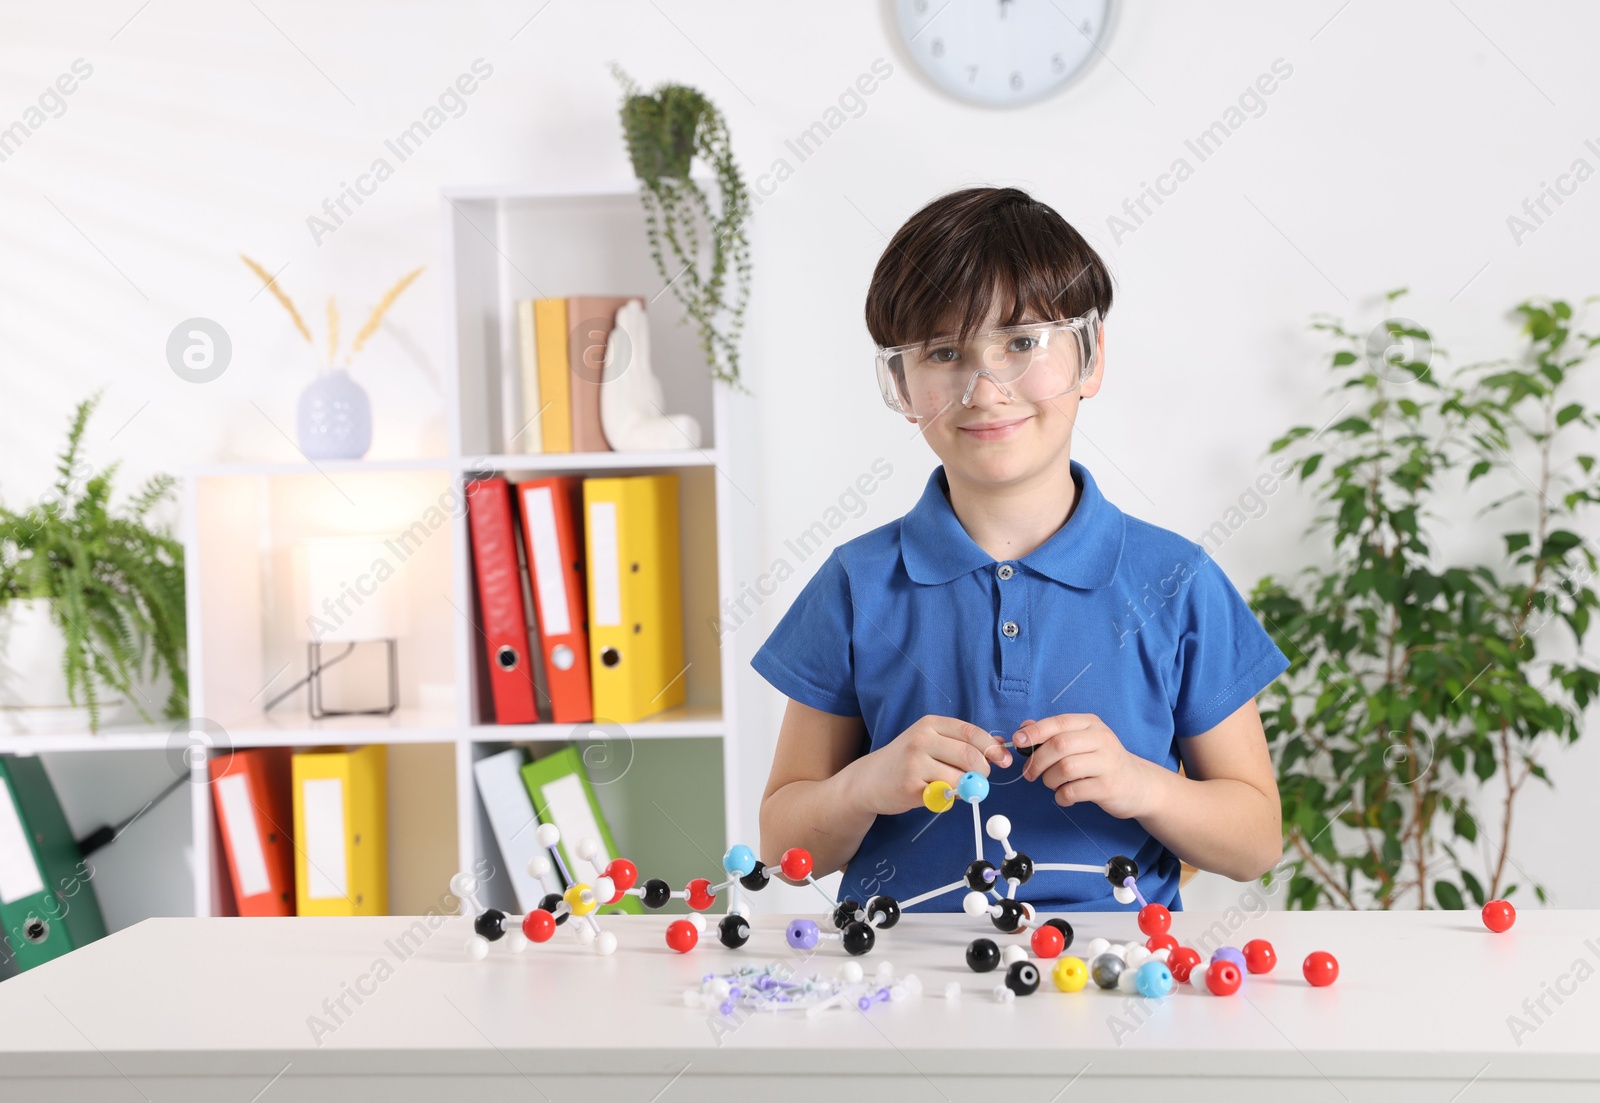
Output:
[1, 1, 1597, 963]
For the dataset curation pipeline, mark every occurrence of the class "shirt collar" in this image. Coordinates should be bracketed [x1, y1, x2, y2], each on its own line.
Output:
[900, 459, 1125, 588]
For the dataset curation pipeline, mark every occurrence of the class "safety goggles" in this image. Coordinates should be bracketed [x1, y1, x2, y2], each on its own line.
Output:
[874, 309, 1101, 420]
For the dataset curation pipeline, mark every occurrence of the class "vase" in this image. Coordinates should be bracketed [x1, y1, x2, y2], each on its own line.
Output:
[0, 598, 120, 733]
[297, 369, 372, 460]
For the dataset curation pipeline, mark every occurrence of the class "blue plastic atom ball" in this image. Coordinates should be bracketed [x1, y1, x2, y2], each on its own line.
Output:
[1212, 946, 1247, 972]
[1135, 960, 1175, 999]
[786, 919, 820, 951]
[956, 771, 990, 804]
[722, 844, 757, 878]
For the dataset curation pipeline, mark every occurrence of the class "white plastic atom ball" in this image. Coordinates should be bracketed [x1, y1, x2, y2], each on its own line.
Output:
[1190, 963, 1210, 991]
[505, 928, 528, 953]
[944, 982, 962, 1002]
[839, 961, 864, 984]
[1117, 968, 1140, 994]
[534, 823, 561, 849]
[465, 935, 489, 961]
[574, 922, 597, 945]
[688, 913, 707, 933]
[527, 853, 553, 880]
[1084, 937, 1110, 960]
[1105, 942, 1127, 960]
[1002, 945, 1028, 967]
[596, 931, 618, 956]
[450, 872, 478, 899]
[575, 837, 600, 862]
[993, 985, 1015, 1004]
[901, 975, 924, 1000]
[733, 899, 753, 919]
[709, 979, 732, 1001]
[1113, 885, 1136, 905]
[1152, 947, 1171, 964]
[875, 960, 895, 982]
[962, 891, 990, 917]
[985, 815, 1013, 840]
[683, 988, 703, 1008]
[1125, 945, 1151, 968]
[592, 877, 616, 905]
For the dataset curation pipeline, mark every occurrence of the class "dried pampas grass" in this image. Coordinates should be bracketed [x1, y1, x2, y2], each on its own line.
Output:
[239, 256, 425, 369]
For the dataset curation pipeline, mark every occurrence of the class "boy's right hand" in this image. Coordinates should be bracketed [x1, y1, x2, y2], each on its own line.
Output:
[846, 715, 1012, 816]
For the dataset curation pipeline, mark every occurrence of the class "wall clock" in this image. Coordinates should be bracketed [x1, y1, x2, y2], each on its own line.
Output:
[892, 0, 1117, 108]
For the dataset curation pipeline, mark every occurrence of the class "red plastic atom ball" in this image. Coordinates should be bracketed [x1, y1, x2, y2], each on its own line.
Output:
[603, 858, 638, 896]
[1482, 899, 1516, 933]
[1137, 903, 1172, 937]
[522, 909, 556, 943]
[685, 878, 716, 911]
[1147, 933, 1179, 955]
[780, 847, 814, 881]
[1243, 939, 1277, 974]
[1303, 951, 1339, 987]
[1206, 960, 1243, 996]
[666, 919, 699, 954]
[1167, 946, 1202, 983]
[1030, 925, 1066, 959]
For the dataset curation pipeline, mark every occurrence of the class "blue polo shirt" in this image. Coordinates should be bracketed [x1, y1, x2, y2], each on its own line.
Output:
[750, 459, 1290, 913]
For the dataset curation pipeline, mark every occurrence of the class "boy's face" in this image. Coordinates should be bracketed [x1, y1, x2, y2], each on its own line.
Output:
[904, 302, 1106, 490]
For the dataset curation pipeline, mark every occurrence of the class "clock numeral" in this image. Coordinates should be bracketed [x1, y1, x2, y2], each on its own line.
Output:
[1010, 70, 1024, 90]
[1051, 53, 1066, 73]
[967, 64, 978, 83]
[931, 37, 943, 58]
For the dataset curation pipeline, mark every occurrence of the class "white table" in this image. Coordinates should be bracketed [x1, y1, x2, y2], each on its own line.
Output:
[0, 910, 1596, 1101]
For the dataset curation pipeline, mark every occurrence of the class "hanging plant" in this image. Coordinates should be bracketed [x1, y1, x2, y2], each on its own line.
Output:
[1253, 290, 1600, 910]
[611, 64, 752, 391]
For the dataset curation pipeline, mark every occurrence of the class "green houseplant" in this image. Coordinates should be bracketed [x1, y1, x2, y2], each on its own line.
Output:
[611, 64, 752, 391]
[1253, 291, 1600, 910]
[0, 395, 187, 729]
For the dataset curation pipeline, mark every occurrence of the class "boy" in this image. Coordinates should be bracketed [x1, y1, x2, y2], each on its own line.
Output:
[751, 186, 1289, 911]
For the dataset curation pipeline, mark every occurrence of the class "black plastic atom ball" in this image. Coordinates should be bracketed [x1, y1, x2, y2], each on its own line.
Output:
[1045, 917, 1075, 951]
[866, 895, 901, 929]
[1000, 852, 1034, 885]
[965, 859, 997, 892]
[474, 908, 507, 941]
[536, 894, 570, 925]
[1104, 855, 1139, 888]
[1005, 960, 1041, 996]
[841, 920, 876, 956]
[966, 937, 1001, 973]
[740, 861, 771, 892]
[640, 878, 672, 909]
[833, 899, 864, 930]
[991, 898, 1027, 934]
[718, 914, 751, 949]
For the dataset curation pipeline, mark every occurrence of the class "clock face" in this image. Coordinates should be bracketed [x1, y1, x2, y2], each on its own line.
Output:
[893, 0, 1115, 108]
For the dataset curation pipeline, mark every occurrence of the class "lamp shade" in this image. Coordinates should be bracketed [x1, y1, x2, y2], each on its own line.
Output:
[299, 536, 407, 643]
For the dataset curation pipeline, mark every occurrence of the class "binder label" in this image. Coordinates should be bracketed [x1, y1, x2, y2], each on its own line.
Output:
[0, 777, 45, 905]
[303, 778, 350, 900]
[589, 500, 622, 627]
[524, 486, 571, 636]
[216, 773, 272, 899]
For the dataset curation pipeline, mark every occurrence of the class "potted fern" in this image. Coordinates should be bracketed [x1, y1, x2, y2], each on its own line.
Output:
[0, 395, 187, 732]
[610, 65, 752, 391]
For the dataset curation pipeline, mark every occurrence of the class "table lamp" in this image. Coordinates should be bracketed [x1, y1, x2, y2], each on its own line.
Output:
[299, 536, 406, 719]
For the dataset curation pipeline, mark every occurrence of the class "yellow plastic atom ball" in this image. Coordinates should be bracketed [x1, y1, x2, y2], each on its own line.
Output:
[922, 780, 955, 814]
[564, 883, 598, 916]
[1053, 955, 1089, 993]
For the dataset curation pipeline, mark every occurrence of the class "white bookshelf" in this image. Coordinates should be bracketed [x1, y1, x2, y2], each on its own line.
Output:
[0, 181, 741, 927]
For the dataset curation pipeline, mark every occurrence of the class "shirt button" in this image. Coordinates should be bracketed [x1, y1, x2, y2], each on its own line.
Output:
[997, 564, 1015, 580]
[1001, 620, 1019, 638]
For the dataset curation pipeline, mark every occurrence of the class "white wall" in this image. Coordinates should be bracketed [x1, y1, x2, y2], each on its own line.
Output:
[3, 1, 1597, 914]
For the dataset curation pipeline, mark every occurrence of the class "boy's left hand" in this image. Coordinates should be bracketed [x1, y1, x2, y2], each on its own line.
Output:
[1014, 714, 1155, 820]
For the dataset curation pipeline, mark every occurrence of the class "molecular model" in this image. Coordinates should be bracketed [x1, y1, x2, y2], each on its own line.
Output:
[456, 825, 898, 959]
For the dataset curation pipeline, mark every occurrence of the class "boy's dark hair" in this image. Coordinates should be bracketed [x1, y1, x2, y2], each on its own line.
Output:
[864, 186, 1114, 348]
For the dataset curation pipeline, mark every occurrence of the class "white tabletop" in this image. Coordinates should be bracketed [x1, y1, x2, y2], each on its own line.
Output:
[1, 909, 1595, 1102]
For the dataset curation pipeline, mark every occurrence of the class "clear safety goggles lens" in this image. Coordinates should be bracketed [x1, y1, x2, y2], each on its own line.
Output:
[874, 309, 1100, 420]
